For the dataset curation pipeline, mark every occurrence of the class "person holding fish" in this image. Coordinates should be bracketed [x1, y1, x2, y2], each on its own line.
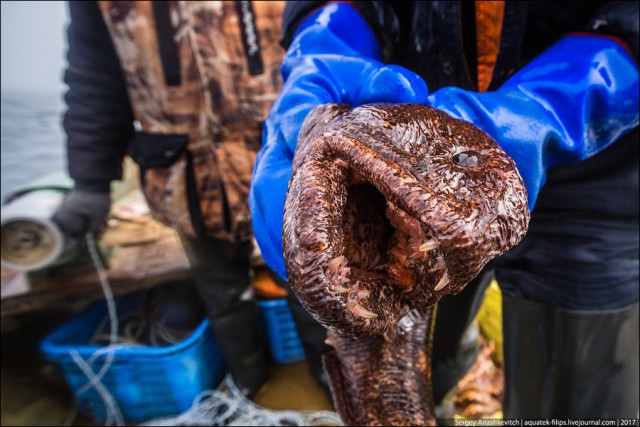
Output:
[250, 0, 639, 420]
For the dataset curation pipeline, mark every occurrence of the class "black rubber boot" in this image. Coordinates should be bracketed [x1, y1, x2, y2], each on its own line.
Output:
[179, 235, 269, 398]
[286, 289, 333, 398]
[206, 302, 269, 398]
[502, 296, 639, 418]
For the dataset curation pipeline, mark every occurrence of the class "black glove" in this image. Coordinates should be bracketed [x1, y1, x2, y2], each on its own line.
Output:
[52, 189, 111, 237]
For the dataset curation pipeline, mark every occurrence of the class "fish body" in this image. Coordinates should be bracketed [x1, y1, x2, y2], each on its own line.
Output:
[283, 103, 529, 426]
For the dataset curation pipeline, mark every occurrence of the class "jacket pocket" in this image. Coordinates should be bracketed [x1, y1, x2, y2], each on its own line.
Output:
[128, 131, 189, 168]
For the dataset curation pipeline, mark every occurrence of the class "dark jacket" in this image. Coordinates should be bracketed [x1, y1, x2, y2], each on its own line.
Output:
[64, 1, 134, 193]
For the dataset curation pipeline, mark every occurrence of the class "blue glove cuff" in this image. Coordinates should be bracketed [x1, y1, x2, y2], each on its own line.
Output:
[289, 2, 381, 60]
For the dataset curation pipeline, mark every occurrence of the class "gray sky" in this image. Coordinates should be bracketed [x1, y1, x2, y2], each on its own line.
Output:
[1, 1, 69, 95]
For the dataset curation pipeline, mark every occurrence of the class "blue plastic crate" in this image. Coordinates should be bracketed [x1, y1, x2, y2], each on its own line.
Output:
[257, 298, 306, 364]
[40, 292, 226, 423]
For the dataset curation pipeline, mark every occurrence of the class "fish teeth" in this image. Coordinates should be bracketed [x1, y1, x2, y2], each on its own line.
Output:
[357, 289, 370, 299]
[346, 301, 378, 319]
[433, 257, 446, 270]
[419, 239, 438, 252]
[434, 272, 450, 291]
[327, 255, 345, 272]
[330, 285, 349, 293]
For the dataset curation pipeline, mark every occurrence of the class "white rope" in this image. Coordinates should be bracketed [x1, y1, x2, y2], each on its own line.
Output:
[64, 233, 125, 426]
[139, 375, 343, 426]
[82, 233, 120, 385]
[69, 349, 124, 426]
[67, 233, 343, 427]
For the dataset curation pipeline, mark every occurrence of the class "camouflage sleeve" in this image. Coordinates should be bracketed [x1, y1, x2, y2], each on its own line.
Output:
[64, 1, 135, 192]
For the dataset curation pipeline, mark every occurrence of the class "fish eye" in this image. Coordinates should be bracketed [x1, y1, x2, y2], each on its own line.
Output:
[452, 150, 481, 168]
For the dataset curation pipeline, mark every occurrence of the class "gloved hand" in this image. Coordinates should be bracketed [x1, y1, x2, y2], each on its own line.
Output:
[249, 2, 429, 280]
[427, 34, 639, 210]
[52, 188, 111, 237]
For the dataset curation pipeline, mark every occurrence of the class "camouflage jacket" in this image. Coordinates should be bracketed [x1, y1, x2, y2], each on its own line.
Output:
[65, 1, 285, 242]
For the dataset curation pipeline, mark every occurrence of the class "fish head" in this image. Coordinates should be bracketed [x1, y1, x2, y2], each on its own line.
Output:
[283, 103, 529, 337]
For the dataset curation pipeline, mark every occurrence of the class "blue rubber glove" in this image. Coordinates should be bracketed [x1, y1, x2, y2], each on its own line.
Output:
[250, 3, 429, 280]
[427, 34, 639, 210]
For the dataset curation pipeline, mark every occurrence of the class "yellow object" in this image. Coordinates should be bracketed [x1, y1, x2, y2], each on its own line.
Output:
[476, 279, 503, 363]
[253, 267, 288, 300]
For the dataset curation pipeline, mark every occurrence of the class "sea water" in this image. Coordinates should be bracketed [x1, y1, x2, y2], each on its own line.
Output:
[1, 90, 66, 203]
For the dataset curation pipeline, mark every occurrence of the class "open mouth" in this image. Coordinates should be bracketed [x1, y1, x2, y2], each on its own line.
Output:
[325, 179, 450, 321]
[283, 103, 530, 338]
[283, 128, 456, 337]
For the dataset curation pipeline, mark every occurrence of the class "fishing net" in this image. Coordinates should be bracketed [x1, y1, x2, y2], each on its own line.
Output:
[140, 375, 343, 426]
[74, 233, 343, 427]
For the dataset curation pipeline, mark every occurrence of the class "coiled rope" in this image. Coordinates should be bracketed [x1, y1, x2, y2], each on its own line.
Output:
[65, 232, 343, 426]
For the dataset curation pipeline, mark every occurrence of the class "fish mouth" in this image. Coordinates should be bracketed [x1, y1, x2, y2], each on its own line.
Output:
[283, 103, 530, 338]
[284, 130, 458, 337]
[325, 178, 451, 317]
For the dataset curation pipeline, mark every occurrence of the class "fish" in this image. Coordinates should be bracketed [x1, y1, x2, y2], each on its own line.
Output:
[282, 103, 529, 425]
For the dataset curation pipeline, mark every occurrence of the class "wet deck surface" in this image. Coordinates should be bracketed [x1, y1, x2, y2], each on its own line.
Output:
[1, 309, 93, 426]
